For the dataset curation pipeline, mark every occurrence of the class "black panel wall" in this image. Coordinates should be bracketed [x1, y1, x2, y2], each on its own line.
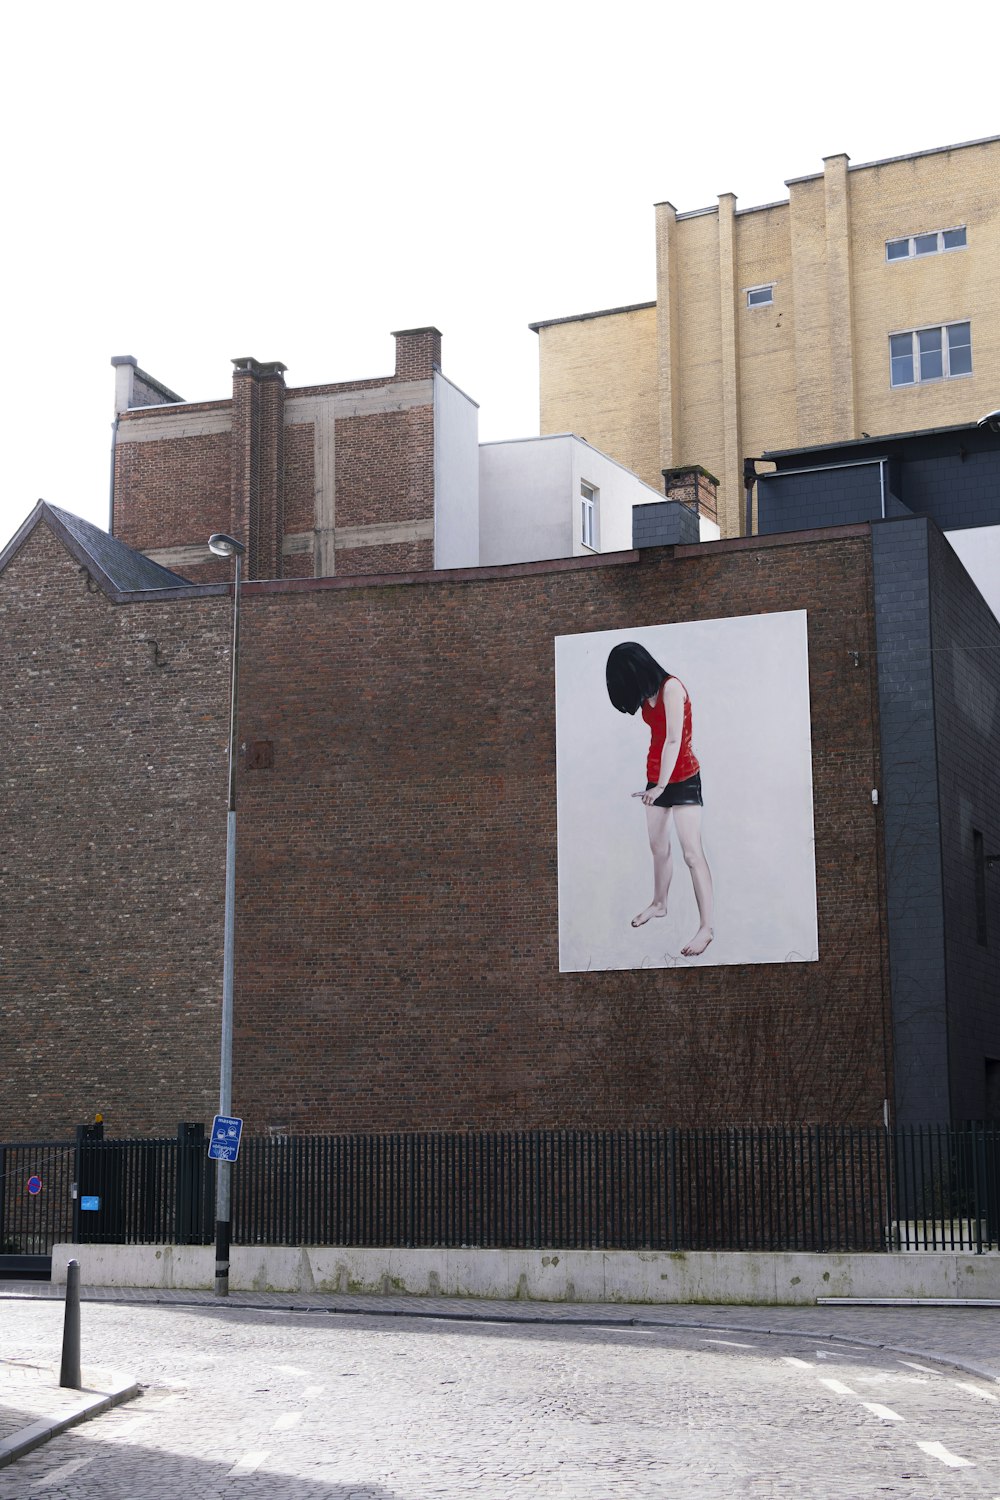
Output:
[927, 525, 1000, 1120]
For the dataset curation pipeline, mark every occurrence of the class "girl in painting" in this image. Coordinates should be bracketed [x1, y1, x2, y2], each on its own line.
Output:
[605, 641, 714, 955]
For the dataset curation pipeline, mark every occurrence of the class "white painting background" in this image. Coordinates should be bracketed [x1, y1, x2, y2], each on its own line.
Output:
[555, 610, 819, 971]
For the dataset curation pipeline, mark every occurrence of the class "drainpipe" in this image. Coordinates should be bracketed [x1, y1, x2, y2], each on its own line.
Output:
[743, 458, 762, 536]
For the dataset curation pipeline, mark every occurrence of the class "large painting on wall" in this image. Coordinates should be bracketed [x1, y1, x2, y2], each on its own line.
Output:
[555, 610, 818, 971]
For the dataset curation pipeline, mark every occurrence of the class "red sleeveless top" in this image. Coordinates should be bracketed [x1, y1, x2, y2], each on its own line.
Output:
[641, 676, 699, 784]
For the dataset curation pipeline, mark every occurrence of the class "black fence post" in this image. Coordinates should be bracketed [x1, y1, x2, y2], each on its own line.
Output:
[175, 1123, 206, 1245]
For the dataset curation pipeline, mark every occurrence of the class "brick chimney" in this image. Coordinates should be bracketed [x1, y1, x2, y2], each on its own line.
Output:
[231, 357, 287, 580]
[662, 465, 719, 524]
[392, 327, 442, 382]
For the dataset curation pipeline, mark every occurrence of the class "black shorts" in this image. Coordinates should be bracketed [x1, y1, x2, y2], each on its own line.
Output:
[646, 773, 703, 808]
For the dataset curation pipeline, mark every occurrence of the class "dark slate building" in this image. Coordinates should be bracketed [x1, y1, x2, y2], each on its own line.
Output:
[756, 421, 1000, 1124]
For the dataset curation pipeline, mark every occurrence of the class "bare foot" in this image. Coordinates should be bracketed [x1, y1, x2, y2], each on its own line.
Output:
[681, 925, 714, 956]
[631, 902, 666, 928]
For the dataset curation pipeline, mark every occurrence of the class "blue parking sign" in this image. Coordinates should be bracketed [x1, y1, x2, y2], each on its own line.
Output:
[208, 1115, 244, 1162]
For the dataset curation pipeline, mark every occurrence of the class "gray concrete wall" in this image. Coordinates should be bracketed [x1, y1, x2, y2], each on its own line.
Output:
[51, 1243, 1000, 1304]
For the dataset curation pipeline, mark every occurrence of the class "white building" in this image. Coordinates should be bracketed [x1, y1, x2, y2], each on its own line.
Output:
[478, 434, 719, 568]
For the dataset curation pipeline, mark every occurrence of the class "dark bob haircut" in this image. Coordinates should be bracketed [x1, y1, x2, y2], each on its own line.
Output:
[606, 641, 668, 715]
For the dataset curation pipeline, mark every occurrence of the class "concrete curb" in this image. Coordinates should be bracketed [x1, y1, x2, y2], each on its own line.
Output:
[0, 1378, 141, 1470]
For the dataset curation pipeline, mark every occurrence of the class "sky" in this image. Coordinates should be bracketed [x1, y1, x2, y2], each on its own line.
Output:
[2, 0, 997, 551]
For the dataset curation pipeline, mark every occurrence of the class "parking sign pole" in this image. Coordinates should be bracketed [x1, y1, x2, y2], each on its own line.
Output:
[215, 806, 237, 1296]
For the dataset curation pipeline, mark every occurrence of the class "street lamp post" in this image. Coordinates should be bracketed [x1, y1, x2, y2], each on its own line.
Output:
[208, 532, 245, 1297]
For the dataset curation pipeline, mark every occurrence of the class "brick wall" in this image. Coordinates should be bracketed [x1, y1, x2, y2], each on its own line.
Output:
[0, 524, 231, 1137]
[334, 408, 434, 528]
[334, 539, 434, 575]
[113, 339, 442, 582]
[535, 306, 660, 491]
[113, 427, 232, 561]
[1, 523, 891, 1138]
[282, 423, 316, 534]
[231, 530, 888, 1135]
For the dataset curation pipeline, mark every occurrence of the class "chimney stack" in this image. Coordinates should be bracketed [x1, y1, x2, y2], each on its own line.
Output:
[662, 465, 719, 524]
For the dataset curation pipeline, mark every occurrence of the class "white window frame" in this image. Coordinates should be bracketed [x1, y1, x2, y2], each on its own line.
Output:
[745, 283, 775, 308]
[580, 481, 597, 550]
[885, 226, 967, 262]
[888, 320, 972, 387]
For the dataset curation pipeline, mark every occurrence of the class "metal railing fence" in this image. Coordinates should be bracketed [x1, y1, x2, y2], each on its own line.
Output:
[2, 1123, 997, 1256]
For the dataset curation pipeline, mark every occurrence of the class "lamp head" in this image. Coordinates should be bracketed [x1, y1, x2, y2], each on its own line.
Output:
[208, 533, 245, 558]
[977, 410, 1000, 435]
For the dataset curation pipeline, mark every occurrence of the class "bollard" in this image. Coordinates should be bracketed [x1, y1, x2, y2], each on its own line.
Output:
[59, 1258, 82, 1390]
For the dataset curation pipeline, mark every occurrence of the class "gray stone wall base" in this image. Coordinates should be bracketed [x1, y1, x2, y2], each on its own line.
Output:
[51, 1245, 1000, 1305]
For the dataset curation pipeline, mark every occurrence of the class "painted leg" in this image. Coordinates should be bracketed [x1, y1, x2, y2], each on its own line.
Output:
[632, 806, 674, 927]
[673, 804, 714, 955]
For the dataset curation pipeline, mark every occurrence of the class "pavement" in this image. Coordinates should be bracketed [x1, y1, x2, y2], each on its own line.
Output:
[2, 1279, 998, 1479]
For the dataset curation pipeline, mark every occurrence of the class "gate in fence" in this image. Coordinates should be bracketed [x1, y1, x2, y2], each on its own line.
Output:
[0, 1123, 214, 1275]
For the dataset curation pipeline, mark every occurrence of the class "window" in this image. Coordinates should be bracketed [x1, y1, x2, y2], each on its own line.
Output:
[889, 321, 972, 386]
[746, 284, 774, 308]
[580, 482, 597, 549]
[886, 226, 967, 261]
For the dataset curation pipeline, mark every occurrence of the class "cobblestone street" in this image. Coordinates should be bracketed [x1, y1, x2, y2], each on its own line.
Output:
[2, 1296, 999, 1498]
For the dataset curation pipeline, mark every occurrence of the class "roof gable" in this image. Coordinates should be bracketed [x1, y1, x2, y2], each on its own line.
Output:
[0, 503, 192, 595]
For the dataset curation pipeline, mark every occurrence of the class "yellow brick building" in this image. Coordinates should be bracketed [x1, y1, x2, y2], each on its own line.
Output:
[532, 137, 1000, 538]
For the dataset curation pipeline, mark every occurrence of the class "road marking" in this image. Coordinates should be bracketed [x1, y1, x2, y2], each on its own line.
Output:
[954, 1381, 1000, 1403]
[229, 1450, 269, 1475]
[782, 1357, 812, 1369]
[819, 1378, 857, 1396]
[916, 1440, 974, 1469]
[898, 1360, 939, 1374]
[815, 1349, 863, 1360]
[33, 1456, 95, 1486]
[862, 1402, 903, 1421]
[701, 1338, 755, 1348]
[302, 1384, 326, 1397]
[274, 1363, 311, 1376]
[108, 1414, 154, 1439]
[857, 1373, 927, 1387]
[272, 1411, 302, 1431]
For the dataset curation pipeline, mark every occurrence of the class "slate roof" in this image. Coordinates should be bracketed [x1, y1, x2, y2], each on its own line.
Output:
[0, 502, 193, 594]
